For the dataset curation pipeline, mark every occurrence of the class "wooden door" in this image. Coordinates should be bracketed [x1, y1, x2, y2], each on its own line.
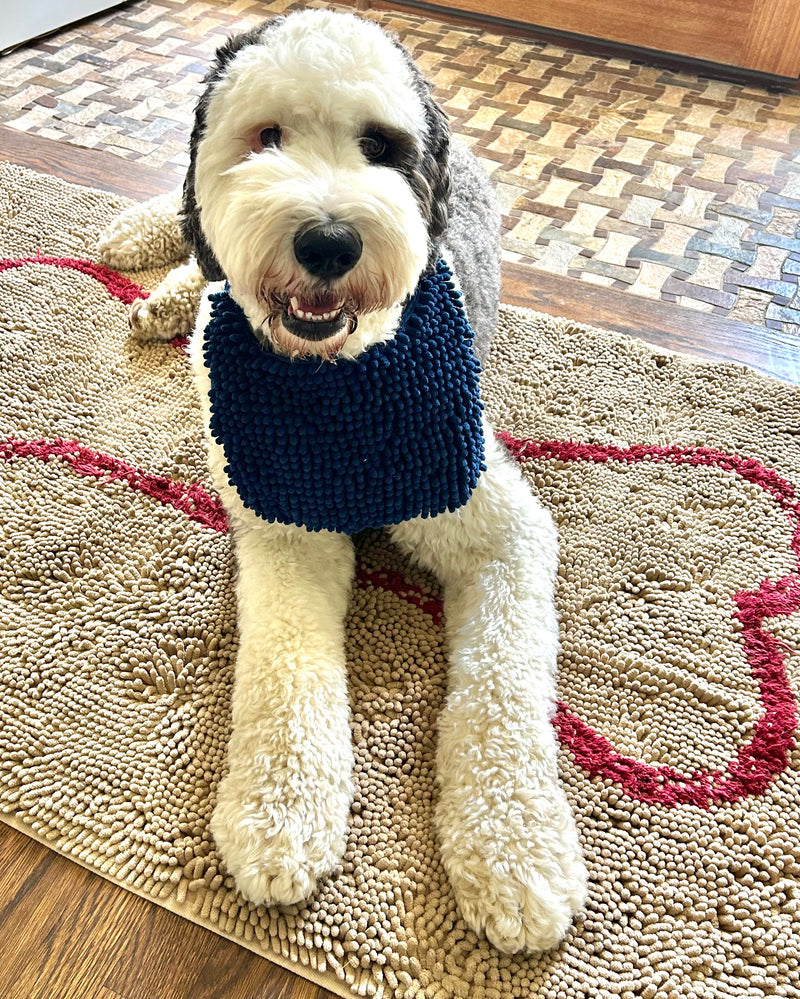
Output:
[421, 0, 800, 76]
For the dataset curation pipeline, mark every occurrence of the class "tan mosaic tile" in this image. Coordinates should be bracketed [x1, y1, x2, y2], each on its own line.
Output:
[486, 128, 526, 157]
[729, 286, 777, 323]
[539, 75, 575, 100]
[666, 187, 718, 226]
[537, 176, 584, 208]
[780, 174, 800, 201]
[664, 130, 706, 159]
[729, 96, 767, 123]
[695, 154, 737, 183]
[767, 208, 800, 239]
[568, 202, 612, 235]
[747, 146, 788, 179]
[512, 100, 553, 125]
[492, 80, 530, 105]
[591, 170, 634, 199]
[677, 295, 716, 312]
[505, 212, 553, 244]
[594, 232, 639, 266]
[637, 109, 673, 134]
[515, 150, 555, 181]
[714, 124, 751, 149]
[462, 104, 505, 130]
[650, 222, 699, 257]
[748, 244, 791, 279]
[684, 253, 734, 289]
[628, 261, 678, 298]
[615, 137, 654, 166]
[688, 104, 720, 130]
[760, 119, 796, 144]
[731, 180, 769, 210]
[560, 145, 605, 174]
[581, 271, 616, 287]
[643, 160, 685, 193]
[535, 239, 583, 274]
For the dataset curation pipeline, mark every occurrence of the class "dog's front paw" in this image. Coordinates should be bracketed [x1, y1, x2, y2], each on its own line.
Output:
[128, 260, 207, 341]
[211, 763, 353, 907]
[440, 785, 587, 954]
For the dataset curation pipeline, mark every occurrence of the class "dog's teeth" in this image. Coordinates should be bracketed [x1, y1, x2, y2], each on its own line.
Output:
[287, 301, 344, 323]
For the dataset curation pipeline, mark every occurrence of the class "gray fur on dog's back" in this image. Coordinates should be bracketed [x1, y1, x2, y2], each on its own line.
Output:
[442, 139, 501, 364]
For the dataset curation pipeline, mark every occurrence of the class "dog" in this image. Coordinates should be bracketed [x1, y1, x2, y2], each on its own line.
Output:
[99, 8, 587, 954]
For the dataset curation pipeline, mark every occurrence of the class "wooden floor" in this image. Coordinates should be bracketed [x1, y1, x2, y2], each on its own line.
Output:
[1, 124, 799, 999]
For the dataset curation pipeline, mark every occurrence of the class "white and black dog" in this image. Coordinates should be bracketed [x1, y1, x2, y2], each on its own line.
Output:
[100, 8, 587, 953]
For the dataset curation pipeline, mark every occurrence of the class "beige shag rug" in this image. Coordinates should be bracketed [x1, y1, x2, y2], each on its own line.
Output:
[2, 162, 800, 999]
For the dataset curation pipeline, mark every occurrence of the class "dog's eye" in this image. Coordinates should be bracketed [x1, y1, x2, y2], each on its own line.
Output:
[360, 131, 390, 163]
[255, 125, 282, 151]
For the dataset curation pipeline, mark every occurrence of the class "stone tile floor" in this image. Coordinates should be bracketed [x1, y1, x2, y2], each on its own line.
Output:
[2, 0, 800, 331]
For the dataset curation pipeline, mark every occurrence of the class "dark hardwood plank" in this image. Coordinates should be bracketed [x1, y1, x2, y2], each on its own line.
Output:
[502, 261, 800, 384]
[367, 0, 799, 84]
[0, 822, 335, 999]
[0, 125, 178, 200]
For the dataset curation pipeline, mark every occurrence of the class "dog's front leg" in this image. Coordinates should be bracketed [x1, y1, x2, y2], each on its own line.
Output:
[211, 513, 356, 907]
[390, 428, 587, 954]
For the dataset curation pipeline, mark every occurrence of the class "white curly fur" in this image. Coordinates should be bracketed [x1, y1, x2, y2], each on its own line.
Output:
[97, 187, 186, 269]
[129, 259, 207, 340]
[98, 8, 587, 953]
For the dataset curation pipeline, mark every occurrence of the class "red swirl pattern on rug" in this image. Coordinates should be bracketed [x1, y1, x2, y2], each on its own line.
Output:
[0, 254, 147, 304]
[498, 432, 800, 808]
[2, 254, 797, 811]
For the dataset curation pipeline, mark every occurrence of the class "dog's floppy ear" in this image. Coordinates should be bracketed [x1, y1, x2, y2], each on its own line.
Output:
[393, 43, 451, 269]
[180, 22, 279, 282]
[420, 93, 451, 252]
[181, 147, 224, 282]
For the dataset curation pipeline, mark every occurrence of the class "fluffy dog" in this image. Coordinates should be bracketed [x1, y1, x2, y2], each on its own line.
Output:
[99, 8, 587, 953]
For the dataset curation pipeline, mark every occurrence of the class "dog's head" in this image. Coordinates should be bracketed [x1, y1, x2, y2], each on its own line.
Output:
[181, 9, 450, 359]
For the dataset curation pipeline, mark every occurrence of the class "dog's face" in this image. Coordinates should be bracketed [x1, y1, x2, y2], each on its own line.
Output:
[182, 10, 451, 359]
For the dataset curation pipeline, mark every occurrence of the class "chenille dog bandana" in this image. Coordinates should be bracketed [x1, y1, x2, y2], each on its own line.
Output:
[203, 261, 485, 534]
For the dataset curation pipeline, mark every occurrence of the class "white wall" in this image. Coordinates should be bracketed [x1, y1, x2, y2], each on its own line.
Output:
[0, 1, 122, 54]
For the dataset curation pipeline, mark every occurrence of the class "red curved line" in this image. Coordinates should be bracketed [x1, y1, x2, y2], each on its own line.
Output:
[499, 432, 800, 808]
[358, 567, 444, 627]
[496, 434, 799, 512]
[1, 437, 227, 532]
[0, 255, 148, 305]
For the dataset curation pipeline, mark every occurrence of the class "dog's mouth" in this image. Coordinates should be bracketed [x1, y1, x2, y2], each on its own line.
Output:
[282, 294, 347, 341]
[261, 290, 359, 360]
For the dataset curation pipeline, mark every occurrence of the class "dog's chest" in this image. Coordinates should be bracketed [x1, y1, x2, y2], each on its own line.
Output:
[203, 262, 485, 534]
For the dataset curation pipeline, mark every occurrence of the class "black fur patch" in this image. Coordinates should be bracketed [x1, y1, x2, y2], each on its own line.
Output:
[180, 21, 279, 281]
[388, 39, 452, 271]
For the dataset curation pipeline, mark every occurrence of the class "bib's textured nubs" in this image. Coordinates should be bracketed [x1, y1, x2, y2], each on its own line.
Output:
[203, 260, 485, 534]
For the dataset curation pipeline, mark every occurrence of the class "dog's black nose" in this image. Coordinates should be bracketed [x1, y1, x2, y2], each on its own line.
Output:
[294, 223, 362, 280]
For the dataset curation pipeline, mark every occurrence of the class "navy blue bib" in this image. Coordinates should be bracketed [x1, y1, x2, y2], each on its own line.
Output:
[203, 261, 485, 535]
